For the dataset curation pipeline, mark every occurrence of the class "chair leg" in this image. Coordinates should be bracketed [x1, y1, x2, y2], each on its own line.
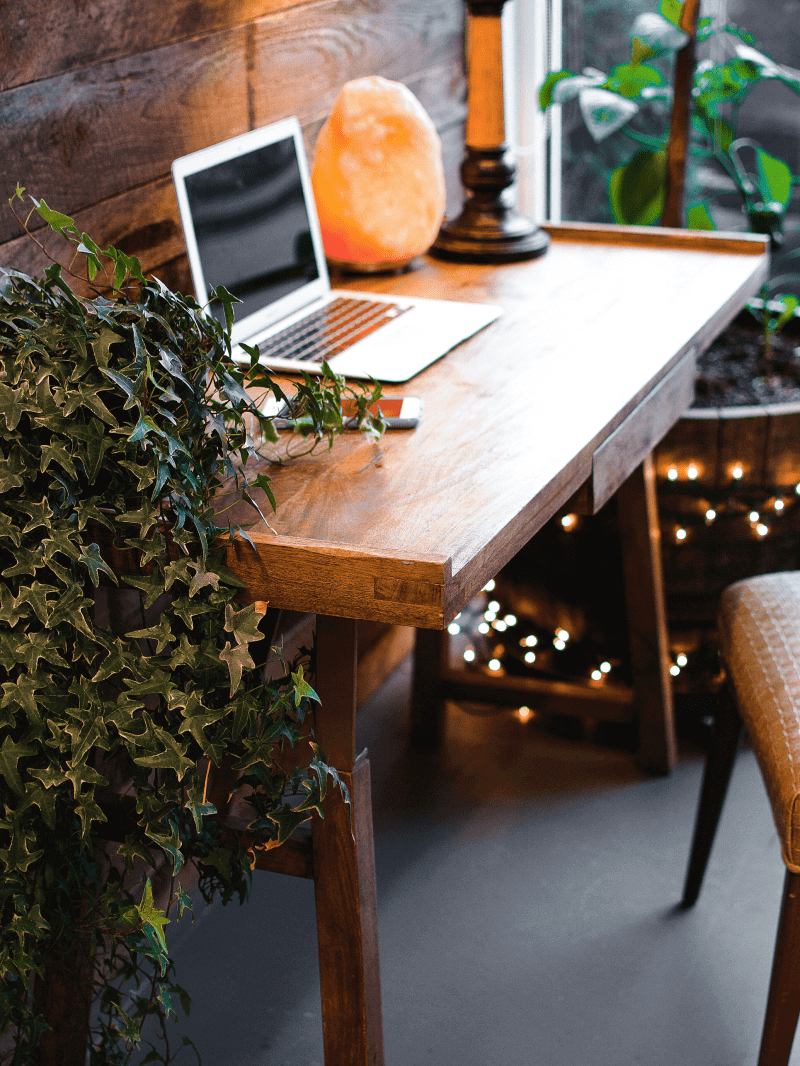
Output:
[682, 685, 743, 906]
[757, 871, 800, 1066]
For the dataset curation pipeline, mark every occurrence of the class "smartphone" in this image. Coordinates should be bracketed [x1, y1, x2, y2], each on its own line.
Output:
[342, 396, 422, 430]
[263, 395, 422, 430]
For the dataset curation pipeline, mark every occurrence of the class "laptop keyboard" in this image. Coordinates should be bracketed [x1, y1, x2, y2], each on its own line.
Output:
[257, 296, 410, 365]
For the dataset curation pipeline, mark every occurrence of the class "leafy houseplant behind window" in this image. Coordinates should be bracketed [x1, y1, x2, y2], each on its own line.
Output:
[0, 189, 380, 1064]
[540, 0, 800, 246]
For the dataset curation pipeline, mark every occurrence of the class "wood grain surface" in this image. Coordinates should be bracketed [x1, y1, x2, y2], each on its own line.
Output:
[0, 0, 465, 254]
[219, 226, 768, 628]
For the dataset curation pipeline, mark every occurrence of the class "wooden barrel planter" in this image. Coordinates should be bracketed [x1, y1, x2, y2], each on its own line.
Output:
[653, 401, 800, 657]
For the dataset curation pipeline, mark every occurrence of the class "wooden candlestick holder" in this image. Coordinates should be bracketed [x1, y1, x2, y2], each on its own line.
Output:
[431, 0, 549, 263]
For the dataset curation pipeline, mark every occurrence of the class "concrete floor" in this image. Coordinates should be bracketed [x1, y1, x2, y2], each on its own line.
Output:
[159, 659, 792, 1066]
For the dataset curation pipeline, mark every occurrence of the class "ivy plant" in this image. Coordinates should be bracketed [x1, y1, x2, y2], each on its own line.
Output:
[0, 188, 380, 1064]
[540, 0, 800, 243]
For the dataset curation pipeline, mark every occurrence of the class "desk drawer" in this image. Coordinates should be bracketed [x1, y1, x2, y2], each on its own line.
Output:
[590, 347, 697, 511]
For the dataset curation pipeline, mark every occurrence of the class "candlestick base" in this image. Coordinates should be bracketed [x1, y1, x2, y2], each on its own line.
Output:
[429, 145, 550, 263]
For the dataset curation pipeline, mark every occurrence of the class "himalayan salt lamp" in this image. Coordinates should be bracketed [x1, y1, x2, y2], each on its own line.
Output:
[311, 76, 446, 270]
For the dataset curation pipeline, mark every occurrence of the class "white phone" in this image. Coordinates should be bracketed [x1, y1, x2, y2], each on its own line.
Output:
[342, 396, 422, 430]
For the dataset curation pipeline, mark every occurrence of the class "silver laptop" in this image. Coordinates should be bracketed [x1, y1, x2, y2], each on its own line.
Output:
[171, 117, 501, 383]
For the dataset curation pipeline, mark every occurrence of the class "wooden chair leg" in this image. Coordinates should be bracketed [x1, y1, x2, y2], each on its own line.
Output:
[682, 686, 743, 907]
[758, 871, 800, 1066]
[313, 615, 385, 1066]
[409, 627, 448, 752]
[617, 454, 678, 775]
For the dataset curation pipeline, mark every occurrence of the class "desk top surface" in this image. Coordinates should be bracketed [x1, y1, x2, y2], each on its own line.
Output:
[222, 223, 768, 628]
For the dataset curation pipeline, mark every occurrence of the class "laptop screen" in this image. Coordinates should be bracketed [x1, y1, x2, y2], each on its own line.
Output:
[182, 135, 319, 327]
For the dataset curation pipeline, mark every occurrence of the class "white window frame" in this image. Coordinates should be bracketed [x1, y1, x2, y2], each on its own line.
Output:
[504, 0, 563, 222]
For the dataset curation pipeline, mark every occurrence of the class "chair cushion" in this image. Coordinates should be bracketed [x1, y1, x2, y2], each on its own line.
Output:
[719, 571, 800, 872]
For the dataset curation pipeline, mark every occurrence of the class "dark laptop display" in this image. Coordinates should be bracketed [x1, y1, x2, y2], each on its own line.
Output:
[183, 137, 318, 326]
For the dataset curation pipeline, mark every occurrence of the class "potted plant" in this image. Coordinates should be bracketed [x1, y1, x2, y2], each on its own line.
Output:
[539, 1, 800, 687]
[0, 188, 379, 1065]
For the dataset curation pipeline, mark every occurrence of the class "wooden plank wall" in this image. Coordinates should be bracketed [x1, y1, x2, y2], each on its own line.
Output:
[0, 0, 467, 293]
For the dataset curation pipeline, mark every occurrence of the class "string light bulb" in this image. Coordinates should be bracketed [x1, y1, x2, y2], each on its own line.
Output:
[749, 511, 760, 523]
[732, 464, 744, 480]
[524, 651, 536, 664]
[600, 661, 611, 673]
[488, 600, 500, 613]
[676, 653, 688, 667]
[488, 658, 501, 672]
[676, 527, 687, 541]
[775, 499, 785, 512]
[478, 622, 490, 635]
[503, 614, 517, 627]
[591, 669, 602, 681]
[463, 648, 476, 662]
[757, 523, 769, 537]
[518, 706, 532, 721]
[555, 628, 570, 641]
[493, 619, 507, 632]
[705, 509, 716, 522]
[668, 467, 679, 481]
[553, 638, 566, 651]
[482, 578, 496, 592]
[561, 513, 577, 530]
[687, 464, 698, 480]
[448, 622, 461, 635]
[522, 635, 538, 647]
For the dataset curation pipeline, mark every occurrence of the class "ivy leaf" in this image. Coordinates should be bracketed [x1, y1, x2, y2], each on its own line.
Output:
[0, 737, 36, 796]
[78, 543, 118, 587]
[224, 602, 263, 645]
[187, 562, 220, 598]
[136, 878, 170, 958]
[13, 582, 58, 625]
[219, 641, 256, 696]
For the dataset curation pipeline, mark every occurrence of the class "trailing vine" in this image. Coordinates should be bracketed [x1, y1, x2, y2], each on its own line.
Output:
[0, 189, 380, 1063]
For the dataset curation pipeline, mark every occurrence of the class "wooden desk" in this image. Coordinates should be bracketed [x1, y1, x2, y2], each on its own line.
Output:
[222, 224, 768, 1066]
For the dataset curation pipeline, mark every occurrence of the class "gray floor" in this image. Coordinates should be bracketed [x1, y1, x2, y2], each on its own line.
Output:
[161, 659, 792, 1066]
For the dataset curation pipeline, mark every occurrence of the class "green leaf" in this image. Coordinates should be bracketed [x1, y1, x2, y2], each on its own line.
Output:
[79, 543, 118, 587]
[224, 602, 264, 645]
[609, 149, 667, 226]
[579, 87, 639, 142]
[659, 0, 684, 27]
[604, 62, 662, 100]
[539, 70, 577, 109]
[630, 12, 689, 56]
[687, 203, 716, 231]
[0, 737, 36, 796]
[219, 641, 256, 696]
[755, 149, 793, 210]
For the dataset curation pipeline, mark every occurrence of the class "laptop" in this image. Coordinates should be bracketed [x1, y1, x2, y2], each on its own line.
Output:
[171, 117, 501, 382]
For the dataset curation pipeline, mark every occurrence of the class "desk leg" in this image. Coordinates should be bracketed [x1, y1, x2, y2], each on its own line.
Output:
[409, 627, 449, 751]
[312, 614, 385, 1066]
[617, 455, 678, 774]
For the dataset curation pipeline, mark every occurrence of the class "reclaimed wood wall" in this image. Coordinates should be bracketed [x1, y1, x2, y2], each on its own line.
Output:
[0, 0, 467, 293]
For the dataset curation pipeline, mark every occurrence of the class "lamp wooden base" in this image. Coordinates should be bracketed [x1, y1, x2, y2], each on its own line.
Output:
[430, 146, 550, 264]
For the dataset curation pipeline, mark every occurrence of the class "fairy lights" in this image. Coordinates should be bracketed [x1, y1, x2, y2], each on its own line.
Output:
[488, 658, 501, 672]
[732, 464, 744, 480]
[676, 527, 687, 541]
[705, 509, 716, 522]
[463, 648, 476, 662]
[518, 706, 532, 721]
[687, 464, 699, 480]
[448, 622, 461, 635]
[591, 669, 602, 681]
[676, 653, 688, 667]
[524, 651, 536, 664]
[600, 661, 611, 673]
[561, 513, 577, 530]
[757, 523, 769, 536]
[749, 510, 760, 523]
[668, 467, 679, 481]
[483, 579, 496, 592]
